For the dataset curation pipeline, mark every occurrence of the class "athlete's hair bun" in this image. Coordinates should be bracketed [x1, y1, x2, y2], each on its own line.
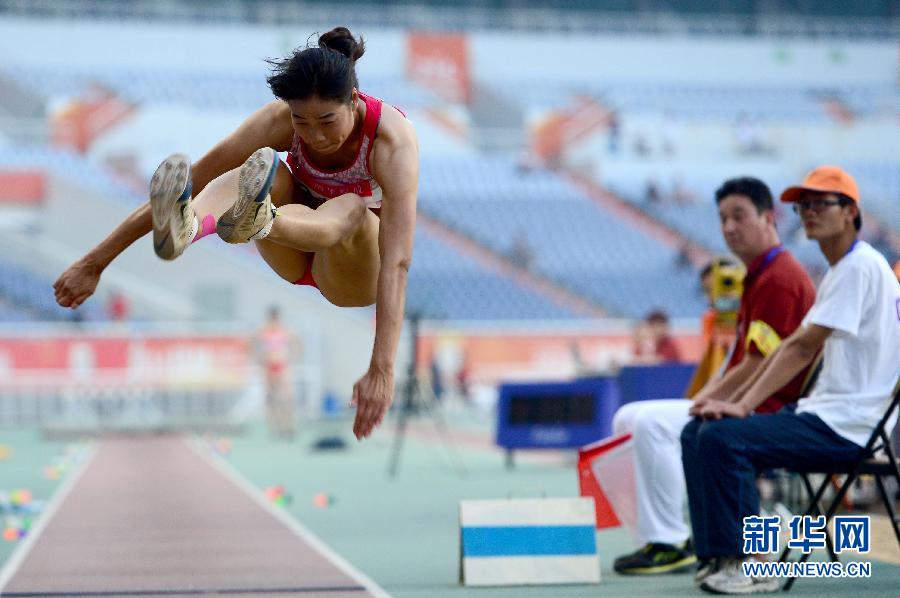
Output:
[319, 27, 365, 62]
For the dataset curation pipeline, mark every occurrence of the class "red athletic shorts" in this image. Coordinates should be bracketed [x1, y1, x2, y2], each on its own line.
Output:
[293, 255, 318, 289]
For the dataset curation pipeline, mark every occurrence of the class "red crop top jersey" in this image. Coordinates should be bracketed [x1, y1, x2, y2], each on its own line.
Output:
[286, 91, 402, 212]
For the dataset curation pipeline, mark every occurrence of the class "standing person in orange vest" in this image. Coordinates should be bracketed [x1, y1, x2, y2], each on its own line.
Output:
[685, 257, 742, 397]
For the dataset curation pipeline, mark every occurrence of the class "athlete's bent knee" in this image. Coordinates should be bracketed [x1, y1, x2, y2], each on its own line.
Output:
[342, 193, 367, 223]
[327, 195, 368, 247]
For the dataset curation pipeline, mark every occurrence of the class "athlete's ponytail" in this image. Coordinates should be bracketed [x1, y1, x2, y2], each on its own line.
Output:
[267, 27, 364, 104]
[318, 27, 365, 63]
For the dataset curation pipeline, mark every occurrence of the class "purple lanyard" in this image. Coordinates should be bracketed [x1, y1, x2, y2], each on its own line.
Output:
[737, 245, 784, 338]
[760, 245, 784, 270]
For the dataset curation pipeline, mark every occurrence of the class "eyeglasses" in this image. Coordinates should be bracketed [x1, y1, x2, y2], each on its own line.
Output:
[792, 199, 844, 214]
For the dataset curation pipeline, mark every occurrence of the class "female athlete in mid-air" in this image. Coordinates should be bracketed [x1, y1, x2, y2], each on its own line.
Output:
[53, 28, 419, 440]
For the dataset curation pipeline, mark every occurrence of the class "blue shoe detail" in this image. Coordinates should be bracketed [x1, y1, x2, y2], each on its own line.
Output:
[255, 153, 277, 203]
[178, 176, 193, 203]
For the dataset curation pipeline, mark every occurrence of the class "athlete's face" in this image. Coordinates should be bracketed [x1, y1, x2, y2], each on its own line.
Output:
[288, 91, 358, 154]
[718, 193, 775, 262]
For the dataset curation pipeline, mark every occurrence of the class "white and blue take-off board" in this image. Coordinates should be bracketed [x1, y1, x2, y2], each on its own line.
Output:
[459, 497, 600, 586]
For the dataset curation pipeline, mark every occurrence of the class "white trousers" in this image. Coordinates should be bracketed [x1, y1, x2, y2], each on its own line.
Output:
[612, 398, 692, 546]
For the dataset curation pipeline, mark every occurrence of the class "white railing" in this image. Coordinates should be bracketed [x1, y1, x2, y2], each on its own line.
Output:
[0, 324, 323, 430]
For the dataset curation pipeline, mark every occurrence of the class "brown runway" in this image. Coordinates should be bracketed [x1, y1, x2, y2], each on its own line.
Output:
[0, 436, 377, 597]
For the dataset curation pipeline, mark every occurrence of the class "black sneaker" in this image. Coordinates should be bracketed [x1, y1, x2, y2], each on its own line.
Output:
[613, 539, 698, 575]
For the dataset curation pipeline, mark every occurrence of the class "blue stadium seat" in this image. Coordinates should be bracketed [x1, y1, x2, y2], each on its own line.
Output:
[419, 156, 708, 317]
[0, 257, 101, 322]
[2, 66, 442, 113]
[408, 230, 581, 320]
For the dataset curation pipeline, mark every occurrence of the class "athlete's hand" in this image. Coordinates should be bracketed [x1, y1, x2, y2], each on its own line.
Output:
[53, 256, 102, 309]
[351, 365, 394, 440]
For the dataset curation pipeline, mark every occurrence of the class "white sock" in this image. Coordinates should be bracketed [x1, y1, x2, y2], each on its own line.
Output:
[188, 215, 199, 242]
[249, 206, 277, 240]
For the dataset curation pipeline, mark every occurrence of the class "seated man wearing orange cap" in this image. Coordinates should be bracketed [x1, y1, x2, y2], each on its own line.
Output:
[612, 178, 816, 577]
[682, 166, 900, 594]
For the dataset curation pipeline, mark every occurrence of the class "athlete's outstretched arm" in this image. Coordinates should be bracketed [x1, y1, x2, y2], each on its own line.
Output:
[351, 114, 419, 440]
[54, 100, 294, 308]
[53, 202, 151, 308]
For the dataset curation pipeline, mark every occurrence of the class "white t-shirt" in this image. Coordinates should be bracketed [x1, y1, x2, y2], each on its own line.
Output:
[796, 241, 900, 447]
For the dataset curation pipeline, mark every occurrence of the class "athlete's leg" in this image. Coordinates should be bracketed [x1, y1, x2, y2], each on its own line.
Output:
[150, 154, 197, 260]
[176, 155, 311, 282]
[188, 168, 240, 241]
[219, 147, 380, 307]
[151, 150, 317, 289]
[151, 156, 246, 259]
[266, 193, 368, 253]
[252, 163, 313, 283]
[265, 194, 380, 307]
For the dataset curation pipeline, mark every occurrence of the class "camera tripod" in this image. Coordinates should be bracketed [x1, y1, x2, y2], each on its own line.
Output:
[386, 312, 465, 478]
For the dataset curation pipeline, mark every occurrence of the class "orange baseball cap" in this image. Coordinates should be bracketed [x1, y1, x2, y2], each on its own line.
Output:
[780, 166, 860, 204]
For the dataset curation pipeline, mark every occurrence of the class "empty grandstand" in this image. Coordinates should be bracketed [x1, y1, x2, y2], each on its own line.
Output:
[0, 3, 896, 399]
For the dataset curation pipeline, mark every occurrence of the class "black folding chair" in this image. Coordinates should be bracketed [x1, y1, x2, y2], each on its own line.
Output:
[778, 378, 900, 591]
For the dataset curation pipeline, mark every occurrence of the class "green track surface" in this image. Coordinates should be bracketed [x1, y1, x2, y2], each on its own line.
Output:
[0, 428, 70, 566]
[220, 417, 900, 597]
[1, 418, 897, 597]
